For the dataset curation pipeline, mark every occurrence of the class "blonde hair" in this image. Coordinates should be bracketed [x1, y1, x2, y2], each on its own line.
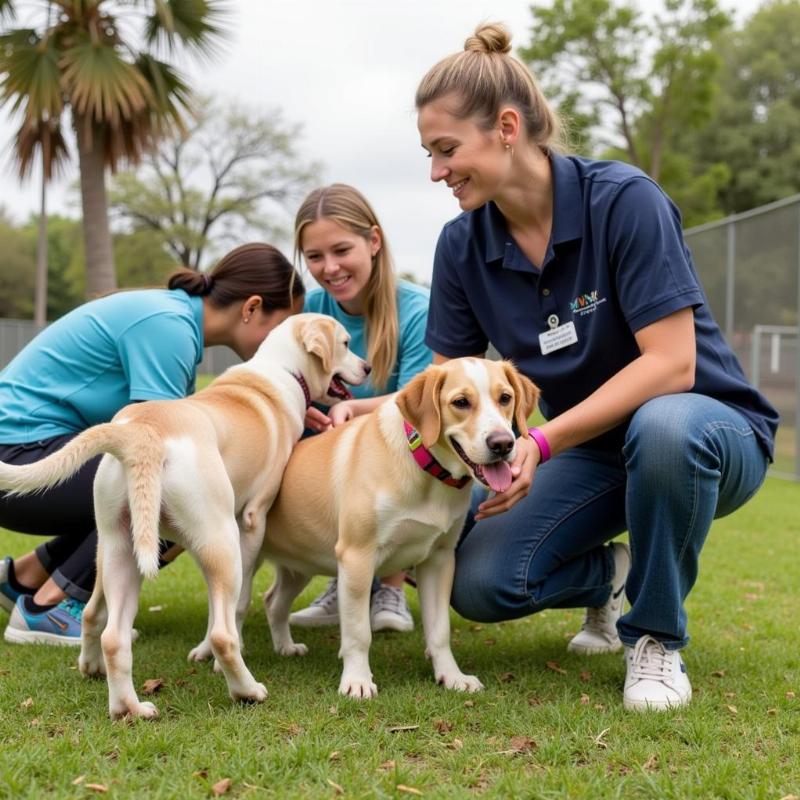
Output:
[294, 184, 398, 391]
[415, 22, 564, 152]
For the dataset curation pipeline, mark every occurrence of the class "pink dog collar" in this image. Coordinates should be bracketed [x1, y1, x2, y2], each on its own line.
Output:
[291, 372, 312, 409]
[404, 420, 471, 489]
[527, 427, 551, 464]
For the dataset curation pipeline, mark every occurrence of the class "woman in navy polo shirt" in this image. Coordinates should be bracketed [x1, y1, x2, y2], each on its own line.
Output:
[415, 23, 778, 711]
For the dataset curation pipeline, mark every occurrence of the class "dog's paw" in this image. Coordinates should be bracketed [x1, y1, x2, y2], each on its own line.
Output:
[276, 642, 308, 657]
[187, 640, 213, 662]
[339, 677, 378, 699]
[78, 646, 106, 678]
[437, 671, 484, 693]
[110, 700, 159, 721]
[231, 682, 268, 704]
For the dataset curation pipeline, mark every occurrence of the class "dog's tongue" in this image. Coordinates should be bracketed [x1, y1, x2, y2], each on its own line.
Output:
[481, 461, 513, 493]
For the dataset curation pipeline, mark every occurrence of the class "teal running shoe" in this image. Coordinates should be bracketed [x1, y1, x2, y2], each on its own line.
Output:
[4, 595, 84, 646]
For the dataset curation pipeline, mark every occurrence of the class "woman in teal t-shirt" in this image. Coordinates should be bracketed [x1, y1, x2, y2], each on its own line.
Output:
[0, 243, 304, 645]
[289, 184, 432, 633]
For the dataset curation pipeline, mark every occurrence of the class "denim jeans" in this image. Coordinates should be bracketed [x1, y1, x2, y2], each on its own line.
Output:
[451, 393, 769, 650]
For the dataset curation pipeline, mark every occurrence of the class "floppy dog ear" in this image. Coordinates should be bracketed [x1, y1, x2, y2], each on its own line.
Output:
[300, 317, 336, 374]
[395, 365, 446, 448]
[501, 360, 540, 438]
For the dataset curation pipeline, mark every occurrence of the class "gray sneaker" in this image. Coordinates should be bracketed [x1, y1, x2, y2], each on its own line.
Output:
[370, 584, 413, 633]
[567, 541, 630, 655]
[289, 579, 340, 628]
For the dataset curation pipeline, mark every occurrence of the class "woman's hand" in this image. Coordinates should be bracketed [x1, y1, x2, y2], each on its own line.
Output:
[474, 435, 540, 520]
[304, 406, 332, 433]
[329, 400, 356, 427]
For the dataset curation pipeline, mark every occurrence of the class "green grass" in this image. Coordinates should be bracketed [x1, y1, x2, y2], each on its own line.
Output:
[1, 479, 799, 799]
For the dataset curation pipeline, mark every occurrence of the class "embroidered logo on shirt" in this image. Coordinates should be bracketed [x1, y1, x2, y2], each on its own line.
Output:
[570, 290, 607, 317]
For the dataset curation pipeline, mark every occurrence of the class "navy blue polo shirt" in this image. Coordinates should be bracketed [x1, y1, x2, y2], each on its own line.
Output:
[426, 154, 778, 458]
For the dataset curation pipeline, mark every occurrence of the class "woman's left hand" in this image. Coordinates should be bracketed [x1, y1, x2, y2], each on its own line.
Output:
[474, 435, 540, 520]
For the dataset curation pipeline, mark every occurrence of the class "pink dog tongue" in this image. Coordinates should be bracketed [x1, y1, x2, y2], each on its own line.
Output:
[482, 461, 513, 493]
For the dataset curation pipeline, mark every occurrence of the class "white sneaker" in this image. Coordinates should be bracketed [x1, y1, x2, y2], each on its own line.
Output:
[567, 541, 630, 655]
[370, 584, 414, 633]
[623, 635, 692, 711]
[289, 579, 339, 628]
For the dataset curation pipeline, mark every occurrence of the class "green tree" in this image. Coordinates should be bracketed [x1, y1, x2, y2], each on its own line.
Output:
[109, 99, 318, 270]
[0, 0, 226, 297]
[690, 0, 800, 214]
[520, 0, 731, 224]
[0, 208, 34, 318]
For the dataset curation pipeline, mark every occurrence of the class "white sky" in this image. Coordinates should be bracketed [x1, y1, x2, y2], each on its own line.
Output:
[0, 0, 764, 284]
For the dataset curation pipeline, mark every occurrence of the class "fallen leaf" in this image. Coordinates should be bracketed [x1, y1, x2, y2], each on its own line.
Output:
[546, 661, 567, 675]
[463, 700, 475, 708]
[71, 776, 85, 786]
[327, 779, 344, 795]
[580, 693, 590, 706]
[767, 708, 778, 716]
[446, 738, 464, 750]
[434, 719, 454, 734]
[787, 691, 796, 700]
[593, 728, 610, 749]
[20, 697, 33, 709]
[142, 678, 165, 695]
[726, 705, 738, 715]
[85, 785, 108, 794]
[328, 751, 340, 761]
[470, 625, 483, 632]
[193, 769, 209, 779]
[29, 718, 40, 727]
[579, 670, 592, 683]
[743, 593, 760, 601]
[509, 735, 537, 754]
[397, 785, 423, 796]
[329, 706, 339, 715]
[378, 760, 396, 771]
[484, 637, 496, 646]
[148, 605, 163, 612]
[387, 725, 419, 733]
[499, 672, 516, 683]
[724, 692, 736, 700]
[212, 778, 232, 796]
[643, 754, 658, 772]
[779, 795, 799, 800]
[711, 669, 726, 678]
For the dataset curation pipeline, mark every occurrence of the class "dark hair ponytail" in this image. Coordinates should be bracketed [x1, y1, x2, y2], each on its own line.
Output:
[167, 243, 304, 312]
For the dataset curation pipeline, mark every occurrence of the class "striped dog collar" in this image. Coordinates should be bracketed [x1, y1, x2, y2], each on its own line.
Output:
[291, 372, 311, 409]
[403, 420, 471, 489]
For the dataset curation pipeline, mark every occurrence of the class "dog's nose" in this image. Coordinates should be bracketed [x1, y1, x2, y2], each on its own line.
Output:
[486, 431, 514, 457]
[363, 363, 372, 375]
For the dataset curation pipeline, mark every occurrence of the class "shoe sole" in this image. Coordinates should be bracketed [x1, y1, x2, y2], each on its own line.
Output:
[567, 639, 623, 655]
[288, 615, 340, 628]
[371, 618, 414, 633]
[4, 627, 81, 646]
[623, 691, 692, 711]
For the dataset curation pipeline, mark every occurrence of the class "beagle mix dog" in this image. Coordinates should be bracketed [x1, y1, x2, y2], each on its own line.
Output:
[260, 358, 539, 698]
[0, 313, 369, 719]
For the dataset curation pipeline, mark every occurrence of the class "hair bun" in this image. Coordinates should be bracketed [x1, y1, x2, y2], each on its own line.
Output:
[464, 23, 512, 55]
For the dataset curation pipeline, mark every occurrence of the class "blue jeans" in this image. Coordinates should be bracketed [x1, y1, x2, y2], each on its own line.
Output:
[451, 394, 769, 650]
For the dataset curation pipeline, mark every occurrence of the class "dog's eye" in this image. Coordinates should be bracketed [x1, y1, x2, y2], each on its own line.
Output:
[452, 397, 471, 410]
[498, 393, 512, 406]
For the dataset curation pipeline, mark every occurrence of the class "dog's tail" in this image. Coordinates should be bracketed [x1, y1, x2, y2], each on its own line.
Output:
[0, 422, 164, 579]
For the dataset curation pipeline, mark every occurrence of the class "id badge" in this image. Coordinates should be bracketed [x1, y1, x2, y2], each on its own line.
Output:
[539, 316, 578, 355]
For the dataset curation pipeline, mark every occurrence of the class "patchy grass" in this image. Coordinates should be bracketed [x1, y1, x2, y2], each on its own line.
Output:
[0, 478, 799, 798]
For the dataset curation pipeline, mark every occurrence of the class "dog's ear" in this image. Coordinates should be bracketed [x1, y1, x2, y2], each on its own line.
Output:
[300, 317, 336, 374]
[501, 360, 540, 437]
[395, 365, 446, 448]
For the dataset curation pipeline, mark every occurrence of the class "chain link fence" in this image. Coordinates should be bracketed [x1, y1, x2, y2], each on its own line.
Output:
[685, 193, 800, 480]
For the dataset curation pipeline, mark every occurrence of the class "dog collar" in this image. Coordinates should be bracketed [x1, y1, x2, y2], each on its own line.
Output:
[403, 420, 471, 490]
[291, 372, 312, 409]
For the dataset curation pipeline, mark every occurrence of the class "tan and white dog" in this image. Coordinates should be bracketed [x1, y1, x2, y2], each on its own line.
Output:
[0, 313, 369, 719]
[259, 357, 539, 698]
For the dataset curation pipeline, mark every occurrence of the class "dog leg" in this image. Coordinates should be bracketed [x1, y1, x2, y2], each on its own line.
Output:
[264, 565, 311, 656]
[417, 543, 483, 693]
[100, 540, 155, 720]
[187, 583, 215, 664]
[79, 540, 107, 678]
[195, 522, 268, 704]
[336, 547, 377, 699]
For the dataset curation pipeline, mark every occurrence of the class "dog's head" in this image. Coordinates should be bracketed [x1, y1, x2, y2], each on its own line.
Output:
[292, 313, 370, 403]
[395, 358, 540, 492]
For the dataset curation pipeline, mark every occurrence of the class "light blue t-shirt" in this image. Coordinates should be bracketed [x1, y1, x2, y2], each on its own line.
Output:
[303, 279, 432, 397]
[0, 289, 204, 443]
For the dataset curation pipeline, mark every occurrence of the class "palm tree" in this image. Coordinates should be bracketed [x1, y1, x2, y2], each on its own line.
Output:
[0, 0, 226, 297]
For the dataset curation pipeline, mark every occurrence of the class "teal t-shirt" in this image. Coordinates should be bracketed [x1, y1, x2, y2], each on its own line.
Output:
[0, 289, 204, 443]
[303, 279, 432, 397]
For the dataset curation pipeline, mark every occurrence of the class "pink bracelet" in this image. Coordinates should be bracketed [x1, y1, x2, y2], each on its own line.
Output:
[528, 427, 551, 463]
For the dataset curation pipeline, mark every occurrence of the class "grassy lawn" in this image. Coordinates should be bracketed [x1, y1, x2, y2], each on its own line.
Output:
[0, 478, 798, 798]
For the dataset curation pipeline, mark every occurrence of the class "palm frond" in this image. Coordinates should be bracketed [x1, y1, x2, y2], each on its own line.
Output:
[144, 0, 228, 61]
[14, 114, 70, 180]
[0, 29, 64, 119]
[135, 52, 194, 132]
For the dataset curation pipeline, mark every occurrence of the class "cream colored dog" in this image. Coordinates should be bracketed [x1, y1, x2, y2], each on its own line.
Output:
[0, 313, 369, 719]
[260, 357, 539, 698]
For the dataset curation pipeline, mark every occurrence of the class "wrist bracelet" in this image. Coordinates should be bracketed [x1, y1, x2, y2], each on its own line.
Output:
[527, 427, 551, 464]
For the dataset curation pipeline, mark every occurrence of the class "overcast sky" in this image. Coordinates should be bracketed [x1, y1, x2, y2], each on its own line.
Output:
[0, 0, 762, 284]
